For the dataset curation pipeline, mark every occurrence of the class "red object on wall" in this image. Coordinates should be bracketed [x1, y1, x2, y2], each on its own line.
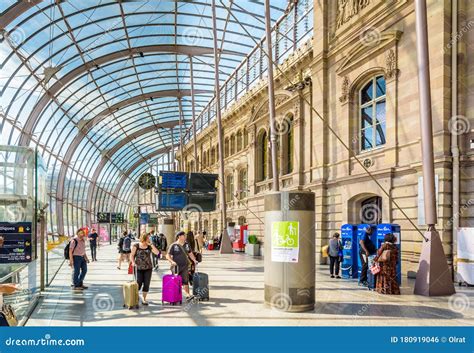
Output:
[232, 225, 247, 252]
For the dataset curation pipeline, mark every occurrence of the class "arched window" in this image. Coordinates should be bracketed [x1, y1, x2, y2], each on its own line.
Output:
[359, 76, 386, 151]
[243, 128, 249, 147]
[211, 147, 216, 164]
[203, 151, 207, 167]
[225, 174, 234, 203]
[203, 219, 209, 233]
[281, 115, 294, 175]
[230, 134, 236, 155]
[224, 137, 230, 158]
[257, 130, 268, 181]
[212, 219, 218, 236]
[238, 168, 248, 199]
[236, 130, 243, 151]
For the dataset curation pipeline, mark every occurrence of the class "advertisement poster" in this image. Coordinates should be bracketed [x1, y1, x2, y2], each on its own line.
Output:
[271, 221, 299, 263]
[0, 222, 33, 263]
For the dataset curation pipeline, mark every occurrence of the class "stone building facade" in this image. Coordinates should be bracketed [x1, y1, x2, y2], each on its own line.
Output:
[177, 0, 474, 275]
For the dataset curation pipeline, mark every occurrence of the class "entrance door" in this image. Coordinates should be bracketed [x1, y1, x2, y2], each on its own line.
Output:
[359, 196, 382, 224]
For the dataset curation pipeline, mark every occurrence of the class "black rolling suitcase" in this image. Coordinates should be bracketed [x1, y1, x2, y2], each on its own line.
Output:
[192, 265, 209, 301]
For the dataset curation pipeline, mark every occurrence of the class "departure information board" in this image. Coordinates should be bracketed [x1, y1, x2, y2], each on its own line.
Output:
[160, 171, 188, 190]
[111, 213, 124, 223]
[0, 222, 33, 263]
[97, 212, 111, 223]
[157, 192, 188, 211]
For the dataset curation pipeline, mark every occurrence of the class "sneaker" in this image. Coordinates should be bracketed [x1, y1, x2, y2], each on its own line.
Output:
[142, 300, 149, 306]
[185, 295, 195, 302]
[80, 285, 89, 289]
[73, 287, 83, 291]
[330, 275, 335, 278]
[336, 276, 341, 279]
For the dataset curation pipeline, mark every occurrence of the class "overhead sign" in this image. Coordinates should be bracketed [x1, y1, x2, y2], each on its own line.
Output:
[140, 213, 150, 225]
[160, 171, 188, 190]
[97, 212, 111, 223]
[271, 221, 299, 263]
[0, 222, 33, 263]
[111, 213, 124, 224]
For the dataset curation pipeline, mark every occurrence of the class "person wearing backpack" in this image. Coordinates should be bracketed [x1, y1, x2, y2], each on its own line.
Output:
[358, 227, 377, 286]
[149, 230, 160, 270]
[68, 228, 90, 290]
[328, 232, 342, 278]
[373, 233, 400, 295]
[130, 232, 161, 305]
[117, 231, 131, 270]
[158, 233, 167, 254]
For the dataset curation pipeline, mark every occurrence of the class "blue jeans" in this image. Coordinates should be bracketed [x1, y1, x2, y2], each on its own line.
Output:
[73, 255, 87, 287]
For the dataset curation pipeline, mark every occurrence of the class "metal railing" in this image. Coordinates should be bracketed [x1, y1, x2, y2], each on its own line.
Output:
[184, 0, 313, 143]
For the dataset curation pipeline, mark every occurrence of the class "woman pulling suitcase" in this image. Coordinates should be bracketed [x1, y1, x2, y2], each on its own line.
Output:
[130, 233, 161, 305]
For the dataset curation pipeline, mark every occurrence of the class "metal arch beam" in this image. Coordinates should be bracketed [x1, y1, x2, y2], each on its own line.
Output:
[85, 124, 176, 224]
[109, 149, 168, 213]
[55, 89, 202, 234]
[17, 44, 223, 146]
[0, 0, 42, 29]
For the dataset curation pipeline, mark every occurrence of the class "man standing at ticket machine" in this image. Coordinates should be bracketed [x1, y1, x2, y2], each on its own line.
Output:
[359, 227, 376, 286]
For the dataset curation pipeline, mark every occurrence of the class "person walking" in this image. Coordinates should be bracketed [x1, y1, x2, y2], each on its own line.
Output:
[195, 231, 204, 254]
[130, 233, 160, 305]
[117, 231, 132, 270]
[158, 233, 168, 255]
[373, 233, 400, 295]
[359, 227, 377, 286]
[149, 230, 160, 270]
[166, 231, 198, 300]
[69, 228, 90, 290]
[88, 228, 99, 262]
[328, 232, 342, 278]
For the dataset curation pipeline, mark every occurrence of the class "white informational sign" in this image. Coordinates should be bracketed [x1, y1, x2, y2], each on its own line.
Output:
[271, 221, 299, 263]
[457, 228, 474, 285]
[417, 175, 439, 226]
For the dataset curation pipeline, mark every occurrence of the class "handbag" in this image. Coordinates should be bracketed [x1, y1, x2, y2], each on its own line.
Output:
[128, 262, 134, 275]
[0, 304, 17, 326]
[370, 262, 381, 275]
[378, 249, 392, 263]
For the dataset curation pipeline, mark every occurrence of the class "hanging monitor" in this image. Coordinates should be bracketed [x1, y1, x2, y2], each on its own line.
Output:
[97, 212, 111, 223]
[188, 193, 217, 212]
[160, 171, 188, 190]
[157, 192, 188, 211]
[188, 173, 218, 192]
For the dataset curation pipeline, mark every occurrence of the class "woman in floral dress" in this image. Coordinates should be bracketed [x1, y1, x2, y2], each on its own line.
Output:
[373, 233, 400, 295]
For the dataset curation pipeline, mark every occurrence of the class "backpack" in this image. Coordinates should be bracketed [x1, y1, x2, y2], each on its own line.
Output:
[151, 235, 160, 248]
[64, 239, 78, 260]
[160, 235, 168, 251]
[122, 237, 132, 252]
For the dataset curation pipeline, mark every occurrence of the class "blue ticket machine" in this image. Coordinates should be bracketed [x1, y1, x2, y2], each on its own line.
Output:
[341, 224, 358, 279]
[376, 224, 402, 284]
[357, 224, 377, 278]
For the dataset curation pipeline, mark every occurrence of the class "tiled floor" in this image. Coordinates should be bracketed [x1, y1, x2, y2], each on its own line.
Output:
[26, 244, 473, 326]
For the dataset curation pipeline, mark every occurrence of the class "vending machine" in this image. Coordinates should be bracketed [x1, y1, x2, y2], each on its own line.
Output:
[357, 224, 377, 278]
[376, 224, 402, 284]
[232, 224, 247, 252]
[341, 224, 358, 279]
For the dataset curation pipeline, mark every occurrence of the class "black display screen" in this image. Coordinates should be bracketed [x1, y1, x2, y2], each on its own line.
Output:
[188, 173, 218, 192]
[97, 212, 111, 223]
[188, 193, 217, 212]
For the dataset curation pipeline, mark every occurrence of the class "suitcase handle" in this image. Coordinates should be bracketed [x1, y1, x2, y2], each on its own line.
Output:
[171, 264, 179, 275]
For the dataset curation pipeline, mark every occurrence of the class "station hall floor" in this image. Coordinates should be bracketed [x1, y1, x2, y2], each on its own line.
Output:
[27, 244, 473, 326]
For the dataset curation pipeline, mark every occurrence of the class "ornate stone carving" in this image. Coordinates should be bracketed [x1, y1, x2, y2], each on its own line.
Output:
[339, 76, 350, 103]
[385, 49, 399, 79]
[336, 0, 371, 29]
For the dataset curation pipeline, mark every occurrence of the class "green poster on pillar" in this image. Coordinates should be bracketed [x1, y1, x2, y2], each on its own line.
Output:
[271, 221, 299, 263]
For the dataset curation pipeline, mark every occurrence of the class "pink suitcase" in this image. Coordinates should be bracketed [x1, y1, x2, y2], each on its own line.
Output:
[162, 272, 183, 305]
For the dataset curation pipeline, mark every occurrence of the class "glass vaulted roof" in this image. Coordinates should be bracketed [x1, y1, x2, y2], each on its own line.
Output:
[0, 0, 313, 234]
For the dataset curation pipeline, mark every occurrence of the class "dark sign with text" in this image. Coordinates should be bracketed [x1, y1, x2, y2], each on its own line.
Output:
[0, 222, 33, 263]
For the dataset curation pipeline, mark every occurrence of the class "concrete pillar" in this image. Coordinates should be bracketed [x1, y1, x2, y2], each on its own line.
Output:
[264, 191, 315, 312]
[159, 218, 175, 251]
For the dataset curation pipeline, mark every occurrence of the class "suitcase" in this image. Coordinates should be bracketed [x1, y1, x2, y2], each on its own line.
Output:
[162, 267, 183, 305]
[192, 266, 209, 301]
[123, 281, 139, 309]
[208, 243, 214, 250]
